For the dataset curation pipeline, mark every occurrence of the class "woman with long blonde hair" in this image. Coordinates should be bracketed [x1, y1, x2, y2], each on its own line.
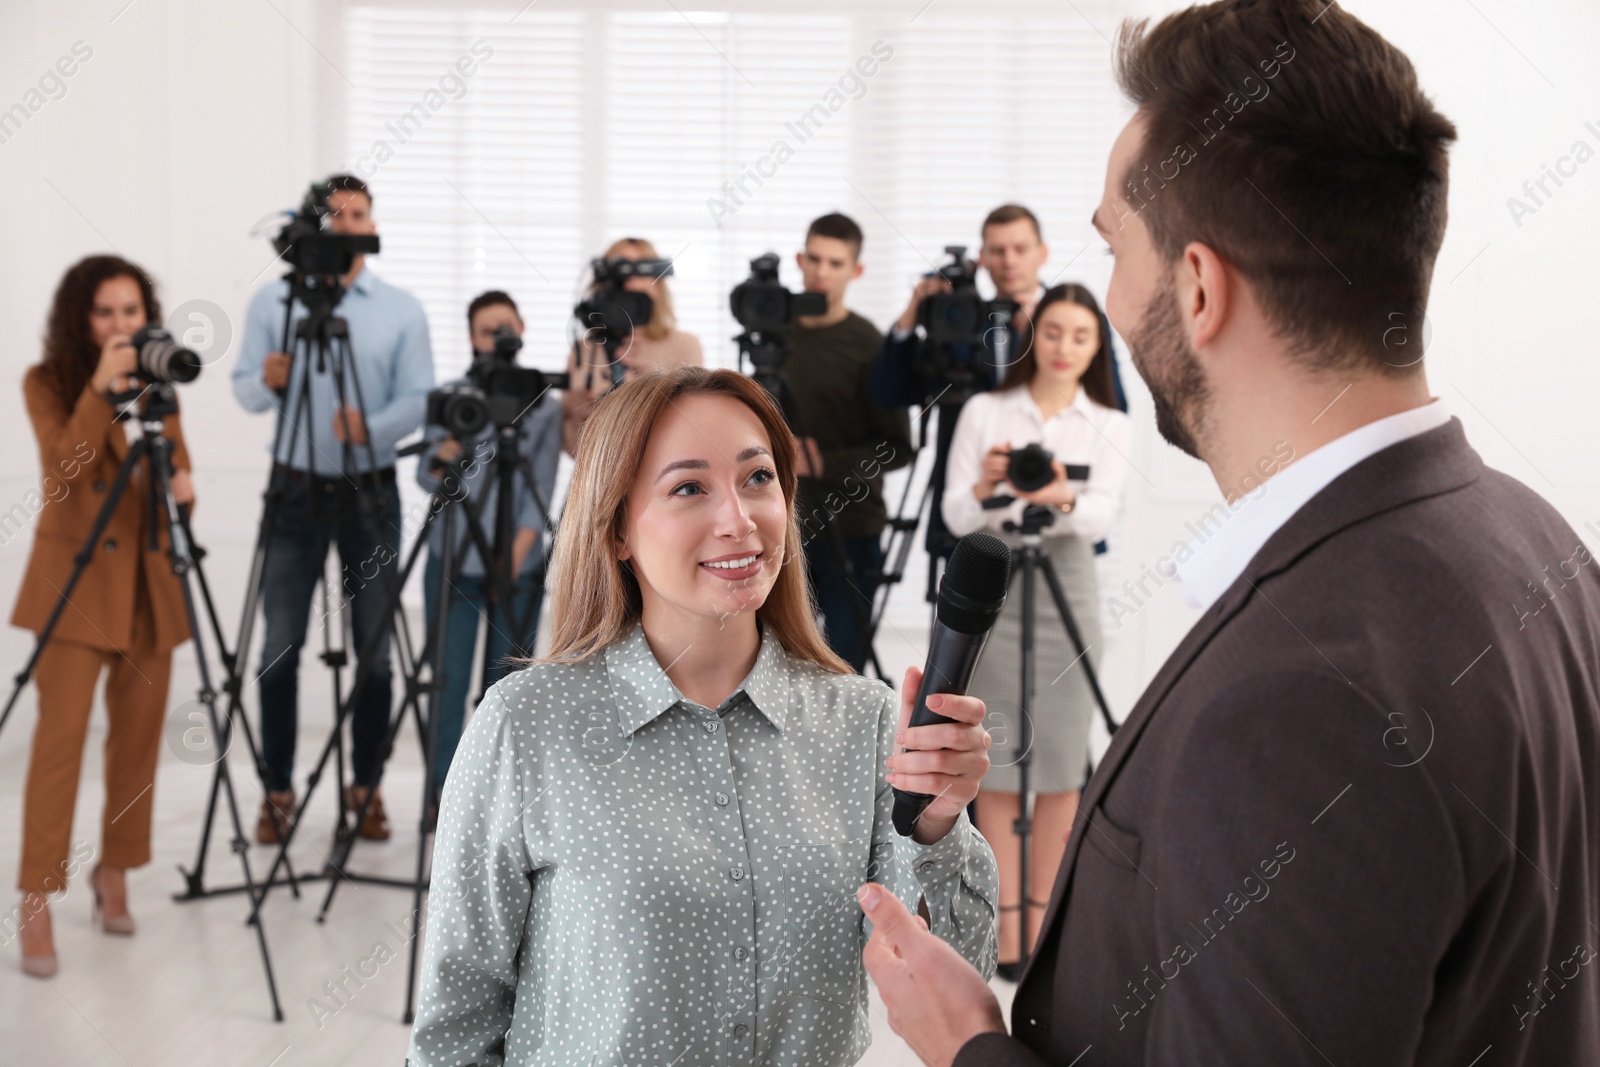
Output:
[560, 236, 704, 455]
[410, 366, 997, 1066]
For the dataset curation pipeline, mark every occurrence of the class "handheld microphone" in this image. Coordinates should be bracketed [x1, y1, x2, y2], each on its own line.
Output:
[892, 531, 1012, 838]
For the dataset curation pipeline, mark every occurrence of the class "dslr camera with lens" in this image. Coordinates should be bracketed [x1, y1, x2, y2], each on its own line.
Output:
[426, 324, 568, 439]
[999, 443, 1091, 494]
[572, 256, 671, 390]
[126, 325, 203, 385]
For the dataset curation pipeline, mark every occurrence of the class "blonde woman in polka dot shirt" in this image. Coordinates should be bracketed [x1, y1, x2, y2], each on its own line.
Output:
[409, 367, 999, 1066]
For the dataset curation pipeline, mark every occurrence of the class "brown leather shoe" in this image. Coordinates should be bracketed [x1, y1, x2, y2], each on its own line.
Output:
[344, 785, 391, 841]
[255, 790, 297, 845]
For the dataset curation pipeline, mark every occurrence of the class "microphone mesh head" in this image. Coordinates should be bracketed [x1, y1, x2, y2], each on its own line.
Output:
[938, 532, 1012, 633]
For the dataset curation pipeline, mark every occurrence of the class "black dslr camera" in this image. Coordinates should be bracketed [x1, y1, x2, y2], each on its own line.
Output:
[426, 325, 568, 438]
[1003, 444, 1091, 493]
[729, 252, 826, 374]
[572, 256, 670, 389]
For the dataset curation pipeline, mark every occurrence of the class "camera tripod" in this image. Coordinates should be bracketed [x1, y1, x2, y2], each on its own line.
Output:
[0, 383, 285, 1019]
[986, 497, 1119, 972]
[172, 269, 428, 1009]
[253, 396, 553, 1024]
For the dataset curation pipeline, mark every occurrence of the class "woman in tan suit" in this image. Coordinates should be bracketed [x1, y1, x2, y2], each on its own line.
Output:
[11, 255, 194, 976]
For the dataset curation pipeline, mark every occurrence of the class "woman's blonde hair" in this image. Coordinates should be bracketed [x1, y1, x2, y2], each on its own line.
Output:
[598, 237, 676, 342]
[543, 366, 850, 675]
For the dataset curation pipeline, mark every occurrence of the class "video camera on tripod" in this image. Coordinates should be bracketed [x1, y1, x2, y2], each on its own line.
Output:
[729, 251, 826, 374]
[915, 245, 1018, 404]
[573, 255, 670, 390]
[427, 325, 570, 439]
[270, 180, 381, 310]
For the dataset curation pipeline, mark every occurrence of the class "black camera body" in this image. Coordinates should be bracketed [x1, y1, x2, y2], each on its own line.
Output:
[1005, 443, 1091, 493]
[730, 253, 827, 336]
[427, 325, 568, 438]
[919, 245, 1018, 348]
[575, 256, 667, 342]
[272, 182, 380, 281]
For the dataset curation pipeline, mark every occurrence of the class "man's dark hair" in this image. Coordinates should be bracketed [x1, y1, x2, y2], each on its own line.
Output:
[982, 203, 1042, 241]
[325, 173, 372, 205]
[1112, 0, 1456, 374]
[805, 212, 865, 259]
[468, 290, 520, 329]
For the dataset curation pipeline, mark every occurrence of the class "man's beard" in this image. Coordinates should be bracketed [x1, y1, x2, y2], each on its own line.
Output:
[1128, 274, 1208, 460]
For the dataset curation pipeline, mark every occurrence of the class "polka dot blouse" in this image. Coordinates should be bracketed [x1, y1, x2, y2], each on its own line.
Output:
[407, 621, 999, 1066]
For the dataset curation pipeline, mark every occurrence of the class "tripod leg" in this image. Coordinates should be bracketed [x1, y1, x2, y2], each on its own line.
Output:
[149, 424, 286, 1019]
[1037, 553, 1118, 737]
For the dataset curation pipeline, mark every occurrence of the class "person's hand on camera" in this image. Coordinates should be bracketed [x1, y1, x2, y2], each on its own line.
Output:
[973, 441, 1011, 502]
[436, 437, 465, 464]
[261, 351, 292, 391]
[886, 664, 991, 845]
[91, 334, 138, 396]
[1014, 460, 1077, 510]
[333, 405, 368, 445]
[895, 275, 953, 334]
[169, 469, 194, 507]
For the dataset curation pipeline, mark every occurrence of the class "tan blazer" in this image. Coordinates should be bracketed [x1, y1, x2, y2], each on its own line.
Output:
[10, 366, 194, 655]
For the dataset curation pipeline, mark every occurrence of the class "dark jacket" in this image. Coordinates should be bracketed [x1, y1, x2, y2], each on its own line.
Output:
[957, 417, 1600, 1065]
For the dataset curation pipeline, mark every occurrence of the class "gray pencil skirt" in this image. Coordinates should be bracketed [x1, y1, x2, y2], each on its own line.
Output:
[970, 531, 1103, 794]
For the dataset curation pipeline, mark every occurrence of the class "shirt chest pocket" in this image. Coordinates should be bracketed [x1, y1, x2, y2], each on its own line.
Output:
[774, 842, 863, 1007]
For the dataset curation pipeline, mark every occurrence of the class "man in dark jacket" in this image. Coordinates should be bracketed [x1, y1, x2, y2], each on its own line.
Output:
[860, 2, 1600, 1064]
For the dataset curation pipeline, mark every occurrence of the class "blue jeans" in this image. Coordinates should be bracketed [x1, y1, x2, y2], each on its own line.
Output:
[422, 552, 542, 788]
[804, 533, 884, 672]
[257, 473, 401, 793]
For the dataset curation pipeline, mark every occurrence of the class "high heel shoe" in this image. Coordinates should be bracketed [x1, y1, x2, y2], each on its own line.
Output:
[90, 865, 135, 936]
[18, 893, 57, 978]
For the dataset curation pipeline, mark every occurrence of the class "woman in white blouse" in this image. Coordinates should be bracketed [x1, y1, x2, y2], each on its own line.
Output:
[941, 283, 1130, 982]
[410, 366, 998, 1066]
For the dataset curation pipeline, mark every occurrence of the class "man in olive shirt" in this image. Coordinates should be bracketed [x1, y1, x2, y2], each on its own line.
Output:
[784, 213, 912, 671]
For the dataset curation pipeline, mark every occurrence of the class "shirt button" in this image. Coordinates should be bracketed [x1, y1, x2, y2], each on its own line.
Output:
[715, 792, 730, 806]
[734, 946, 748, 960]
[730, 866, 745, 881]
[103, 538, 118, 553]
[704, 719, 720, 732]
[918, 861, 934, 873]
[734, 1024, 749, 1038]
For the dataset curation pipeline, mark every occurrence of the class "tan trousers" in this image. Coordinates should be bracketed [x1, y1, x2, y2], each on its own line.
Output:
[18, 577, 171, 895]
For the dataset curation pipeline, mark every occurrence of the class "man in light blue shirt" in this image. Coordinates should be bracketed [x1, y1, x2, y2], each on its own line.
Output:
[231, 174, 434, 844]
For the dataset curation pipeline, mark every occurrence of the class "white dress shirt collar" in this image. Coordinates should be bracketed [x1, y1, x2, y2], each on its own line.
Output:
[1170, 398, 1454, 611]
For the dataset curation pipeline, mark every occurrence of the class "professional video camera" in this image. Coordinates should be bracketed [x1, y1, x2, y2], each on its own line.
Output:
[919, 245, 1014, 345]
[914, 245, 1018, 403]
[272, 181, 381, 280]
[730, 252, 826, 373]
[426, 325, 568, 438]
[128, 325, 202, 384]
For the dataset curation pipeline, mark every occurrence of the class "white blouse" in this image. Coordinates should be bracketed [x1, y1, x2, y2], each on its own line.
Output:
[942, 385, 1131, 543]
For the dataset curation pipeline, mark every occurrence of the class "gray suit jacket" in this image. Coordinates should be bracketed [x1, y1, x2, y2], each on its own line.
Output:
[957, 418, 1600, 1065]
